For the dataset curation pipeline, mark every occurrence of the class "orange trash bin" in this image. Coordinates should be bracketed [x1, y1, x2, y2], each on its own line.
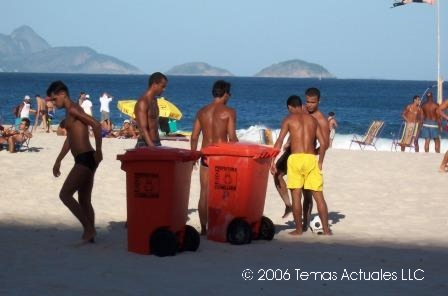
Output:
[201, 143, 279, 244]
[117, 147, 201, 256]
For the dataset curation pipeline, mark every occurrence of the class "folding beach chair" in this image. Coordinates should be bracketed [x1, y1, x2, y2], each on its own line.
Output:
[349, 120, 385, 151]
[1, 126, 33, 152]
[391, 121, 420, 152]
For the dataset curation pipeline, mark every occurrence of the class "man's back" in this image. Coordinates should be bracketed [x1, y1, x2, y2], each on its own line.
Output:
[286, 113, 318, 154]
[196, 102, 237, 148]
[422, 101, 439, 121]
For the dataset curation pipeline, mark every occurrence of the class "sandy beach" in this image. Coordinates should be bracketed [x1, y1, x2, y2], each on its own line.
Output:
[1, 131, 447, 295]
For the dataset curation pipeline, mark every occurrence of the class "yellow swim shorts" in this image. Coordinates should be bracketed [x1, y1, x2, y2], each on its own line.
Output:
[287, 153, 323, 191]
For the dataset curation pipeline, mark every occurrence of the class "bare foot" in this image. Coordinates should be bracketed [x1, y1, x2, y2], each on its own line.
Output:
[288, 229, 303, 236]
[82, 228, 97, 243]
[302, 224, 309, 232]
[438, 166, 448, 173]
[282, 205, 292, 219]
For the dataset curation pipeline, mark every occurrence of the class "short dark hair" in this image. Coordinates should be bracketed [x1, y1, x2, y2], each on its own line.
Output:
[212, 80, 231, 98]
[328, 111, 335, 117]
[21, 118, 30, 127]
[148, 72, 167, 87]
[305, 87, 321, 100]
[286, 95, 302, 108]
[413, 95, 420, 102]
[47, 80, 69, 97]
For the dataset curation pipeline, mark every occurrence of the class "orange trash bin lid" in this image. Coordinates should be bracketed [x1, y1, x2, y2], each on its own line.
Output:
[117, 147, 202, 162]
[201, 142, 279, 159]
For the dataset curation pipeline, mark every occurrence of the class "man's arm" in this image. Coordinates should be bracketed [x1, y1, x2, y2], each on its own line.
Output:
[53, 137, 70, 177]
[437, 100, 448, 121]
[226, 109, 238, 143]
[190, 115, 201, 151]
[402, 106, 409, 122]
[315, 122, 327, 170]
[271, 118, 289, 174]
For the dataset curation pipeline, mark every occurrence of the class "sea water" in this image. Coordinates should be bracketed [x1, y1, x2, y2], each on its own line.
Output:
[0, 73, 447, 152]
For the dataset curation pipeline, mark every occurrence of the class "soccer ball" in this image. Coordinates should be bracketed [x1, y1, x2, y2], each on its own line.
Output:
[309, 216, 323, 234]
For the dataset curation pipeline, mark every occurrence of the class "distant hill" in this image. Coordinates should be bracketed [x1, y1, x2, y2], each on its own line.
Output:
[166, 62, 233, 76]
[0, 26, 142, 74]
[254, 59, 334, 78]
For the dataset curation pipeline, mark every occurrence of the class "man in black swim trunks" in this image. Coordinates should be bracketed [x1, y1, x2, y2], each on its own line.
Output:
[191, 80, 238, 235]
[134, 72, 168, 148]
[47, 80, 103, 243]
[272, 145, 292, 218]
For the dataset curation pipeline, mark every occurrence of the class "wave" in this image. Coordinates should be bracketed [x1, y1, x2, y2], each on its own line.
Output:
[231, 125, 448, 153]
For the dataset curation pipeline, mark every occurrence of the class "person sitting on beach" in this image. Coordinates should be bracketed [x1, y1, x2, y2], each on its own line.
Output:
[420, 92, 442, 153]
[100, 119, 113, 138]
[271, 95, 331, 235]
[109, 119, 138, 139]
[437, 99, 448, 172]
[401, 95, 423, 152]
[0, 118, 33, 153]
[327, 111, 338, 147]
[190, 80, 238, 235]
[47, 80, 103, 243]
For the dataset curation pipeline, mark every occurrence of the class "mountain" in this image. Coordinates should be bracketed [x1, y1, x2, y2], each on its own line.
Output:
[0, 26, 142, 74]
[166, 62, 233, 76]
[254, 59, 334, 78]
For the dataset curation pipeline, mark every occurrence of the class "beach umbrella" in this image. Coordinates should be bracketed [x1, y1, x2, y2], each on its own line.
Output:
[117, 97, 182, 120]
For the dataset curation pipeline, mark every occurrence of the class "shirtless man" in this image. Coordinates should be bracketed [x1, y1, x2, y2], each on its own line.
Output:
[34, 94, 48, 132]
[437, 99, 448, 172]
[271, 95, 331, 235]
[401, 95, 423, 152]
[302, 87, 330, 231]
[134, 72, 167, 147]
[47, 80, 103, 243]
[420, 92, 442, 153]
[46, 96, 55, 132]
[190, 80, 238, 235]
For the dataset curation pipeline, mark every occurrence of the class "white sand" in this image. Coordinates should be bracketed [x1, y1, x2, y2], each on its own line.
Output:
[1, 132, 447, 295]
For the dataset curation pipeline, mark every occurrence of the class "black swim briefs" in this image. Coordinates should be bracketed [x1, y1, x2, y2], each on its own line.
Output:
[75, 151, 98, 172]
[135, 137, 162, 148]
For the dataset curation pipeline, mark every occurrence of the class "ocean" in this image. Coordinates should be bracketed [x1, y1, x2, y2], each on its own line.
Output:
[1, 73, 447, 152]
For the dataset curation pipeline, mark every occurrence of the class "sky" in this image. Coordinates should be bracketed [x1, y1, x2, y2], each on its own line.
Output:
[1, 0, 447, 81]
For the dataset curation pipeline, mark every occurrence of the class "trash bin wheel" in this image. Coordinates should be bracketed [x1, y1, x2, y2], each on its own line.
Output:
[150, 228, 178, 257]
[258, 216, 275, 241]
[227, 218, 252, 245]
[179, 225, 200, 252]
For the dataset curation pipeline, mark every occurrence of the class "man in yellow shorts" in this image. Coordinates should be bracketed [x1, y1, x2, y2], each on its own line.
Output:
[271, 95, 331, 235]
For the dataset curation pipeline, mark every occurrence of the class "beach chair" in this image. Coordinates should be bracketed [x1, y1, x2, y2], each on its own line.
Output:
[391, 121, 420, 152]
[0, 126, 33, 152]
[349, 120, 385, 151]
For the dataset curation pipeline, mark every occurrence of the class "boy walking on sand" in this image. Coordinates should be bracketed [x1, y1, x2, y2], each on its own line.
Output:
[271, 95, 331, 235]
[47, 81, 103, 243]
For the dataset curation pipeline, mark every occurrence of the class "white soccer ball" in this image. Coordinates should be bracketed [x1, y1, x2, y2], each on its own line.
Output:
[310, 216, 323, 234]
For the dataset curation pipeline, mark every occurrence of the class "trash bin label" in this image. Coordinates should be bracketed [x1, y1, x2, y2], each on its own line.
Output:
[214, 166, 237, 191]
[134, 173, 160, 198]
